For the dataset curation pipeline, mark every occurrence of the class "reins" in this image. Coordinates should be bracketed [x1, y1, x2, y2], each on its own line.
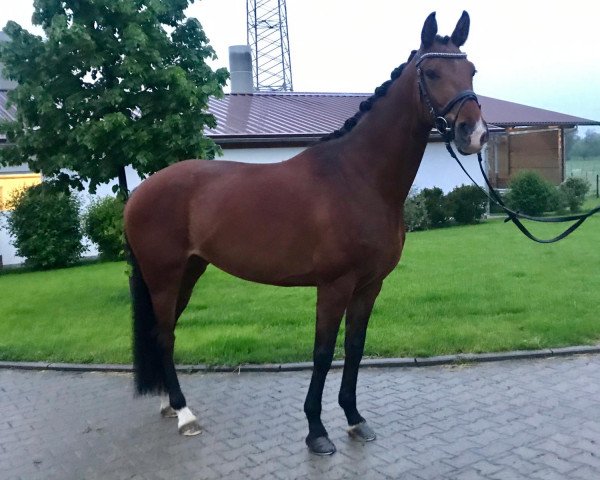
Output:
[446, 143, 600, 243]
[418, 50, 600, 243]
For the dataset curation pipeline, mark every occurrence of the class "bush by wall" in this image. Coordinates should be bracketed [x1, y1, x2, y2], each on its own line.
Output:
[559, 177, 590, 212]
[83, 196, 125, 260]
[5, 183, 85, 269]
[419, 187, 449, 227]
[505, 171, 559, 216]
[445, 185, 488, 224]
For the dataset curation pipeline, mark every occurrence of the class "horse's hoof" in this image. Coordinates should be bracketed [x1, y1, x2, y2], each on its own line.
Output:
[306, 435, 336, 456]
[347, 421, 376, 442]
[160, 405, 178, 418]
[179, 420, 202, 436]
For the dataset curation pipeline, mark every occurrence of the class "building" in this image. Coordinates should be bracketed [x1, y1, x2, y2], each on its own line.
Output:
[1, 85, 599, 265]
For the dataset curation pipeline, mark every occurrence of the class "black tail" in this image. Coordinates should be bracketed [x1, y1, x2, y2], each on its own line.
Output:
[128, 243, 165, 395]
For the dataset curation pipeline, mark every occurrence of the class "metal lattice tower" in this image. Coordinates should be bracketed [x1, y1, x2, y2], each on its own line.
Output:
[246, 0, 293, 92]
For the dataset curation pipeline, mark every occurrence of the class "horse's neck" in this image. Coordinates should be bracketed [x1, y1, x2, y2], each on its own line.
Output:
[335, 68, 431, 204]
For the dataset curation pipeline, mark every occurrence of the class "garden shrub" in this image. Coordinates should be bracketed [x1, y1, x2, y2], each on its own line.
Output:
[446, 185, 487, 224]
[559, 177, 590, 212]
[5, 183, 84, 269]
[83, 195, 126, 260]
[404, 189, 430, 231]
[419, 187, 448, 227]
[505, 171, 558, 216]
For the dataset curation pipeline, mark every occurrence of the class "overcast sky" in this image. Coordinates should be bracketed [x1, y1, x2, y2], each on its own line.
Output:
[1, 0, 599, 131]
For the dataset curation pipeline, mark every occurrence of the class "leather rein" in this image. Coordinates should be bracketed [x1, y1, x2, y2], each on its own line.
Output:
[417, 51, 600, 244]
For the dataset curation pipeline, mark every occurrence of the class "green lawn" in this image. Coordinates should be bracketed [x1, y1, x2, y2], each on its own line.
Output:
[1, 216, 599, 365]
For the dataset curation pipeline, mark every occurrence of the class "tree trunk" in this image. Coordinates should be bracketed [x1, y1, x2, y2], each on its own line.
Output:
[117, 166, 129, 200]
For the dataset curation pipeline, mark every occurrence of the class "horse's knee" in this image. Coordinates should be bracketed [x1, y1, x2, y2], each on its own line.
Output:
[313, 344, 335, 371]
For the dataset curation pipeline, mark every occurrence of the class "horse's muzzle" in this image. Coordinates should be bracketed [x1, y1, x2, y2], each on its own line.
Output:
[454, 117, 488, 155]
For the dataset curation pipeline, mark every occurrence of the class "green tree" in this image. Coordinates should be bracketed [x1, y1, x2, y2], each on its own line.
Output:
[0, 0, 228, 197]
[570, 130, 600, 159]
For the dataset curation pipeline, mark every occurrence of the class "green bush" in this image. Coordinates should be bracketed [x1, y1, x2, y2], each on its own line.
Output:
[559, 177, 590, 212]
[446, 185, 487, 224]
[419, 187, 448, 227]
[83, 196, 125, 260]
[404, 189, 430, 231]
[5, 183, 84, 269]
[506, 171, 558, 216]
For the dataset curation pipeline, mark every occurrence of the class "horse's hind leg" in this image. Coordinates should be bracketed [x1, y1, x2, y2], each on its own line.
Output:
[155, 257, 208, 435]
[160, 256, 208, 420]
[338, 280, 382, 442]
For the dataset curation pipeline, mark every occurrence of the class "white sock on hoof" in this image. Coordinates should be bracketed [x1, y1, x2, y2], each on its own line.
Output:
[176, 407, 197, 429]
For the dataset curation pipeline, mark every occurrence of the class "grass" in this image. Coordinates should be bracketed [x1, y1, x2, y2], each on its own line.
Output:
[1, 216, 599, 365]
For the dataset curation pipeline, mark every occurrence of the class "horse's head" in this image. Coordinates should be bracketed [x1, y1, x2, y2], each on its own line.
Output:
[415, 11, 488, 155]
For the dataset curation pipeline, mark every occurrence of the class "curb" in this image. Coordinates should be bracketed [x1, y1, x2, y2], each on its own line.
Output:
[1, 345, 599, 374]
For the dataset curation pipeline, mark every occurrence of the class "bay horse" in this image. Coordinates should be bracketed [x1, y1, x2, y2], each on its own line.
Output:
[124, 11, 488, 456]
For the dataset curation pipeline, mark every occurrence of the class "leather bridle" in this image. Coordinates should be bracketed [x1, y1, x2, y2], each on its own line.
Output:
[415, 52, 480, 142]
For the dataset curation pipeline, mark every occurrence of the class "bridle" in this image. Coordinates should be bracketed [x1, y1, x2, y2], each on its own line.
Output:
[416, 51, 600, 243]
[415, 51, 480, 143]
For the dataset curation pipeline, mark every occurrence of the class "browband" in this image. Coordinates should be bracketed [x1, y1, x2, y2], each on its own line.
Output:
[415, 52, 467, 67]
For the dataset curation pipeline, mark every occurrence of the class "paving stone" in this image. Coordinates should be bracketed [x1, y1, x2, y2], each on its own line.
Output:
[1, 354, 600, 479]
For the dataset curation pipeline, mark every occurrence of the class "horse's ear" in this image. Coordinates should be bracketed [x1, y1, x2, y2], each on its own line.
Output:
[421, 12, 437, 48]
[451, 11, 470, 47]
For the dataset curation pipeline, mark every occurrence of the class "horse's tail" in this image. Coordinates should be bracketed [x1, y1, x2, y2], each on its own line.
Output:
[128, 240, 165, 395]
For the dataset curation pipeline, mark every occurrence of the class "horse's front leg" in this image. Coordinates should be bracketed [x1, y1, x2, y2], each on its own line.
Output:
[304, 278, 354, 455]
[338, 280, 382, 442]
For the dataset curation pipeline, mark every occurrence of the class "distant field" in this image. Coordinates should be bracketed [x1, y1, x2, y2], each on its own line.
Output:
[566, 156, 600, 195]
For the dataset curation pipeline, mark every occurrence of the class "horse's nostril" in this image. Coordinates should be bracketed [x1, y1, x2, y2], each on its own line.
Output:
[458, 122, 470, 136]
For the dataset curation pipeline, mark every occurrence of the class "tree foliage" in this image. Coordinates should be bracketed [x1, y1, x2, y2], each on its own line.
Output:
[0, 0, 228, 196]
[5, 183, 84, 269]
[569, 130, 600, 159]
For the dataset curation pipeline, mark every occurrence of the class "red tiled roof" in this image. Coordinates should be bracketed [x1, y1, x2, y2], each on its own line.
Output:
[1, 90, 598, 143]
[206, 92, 600, 139]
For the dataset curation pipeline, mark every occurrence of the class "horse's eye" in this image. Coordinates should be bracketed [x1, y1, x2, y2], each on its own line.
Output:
[425, 69, 439, 80]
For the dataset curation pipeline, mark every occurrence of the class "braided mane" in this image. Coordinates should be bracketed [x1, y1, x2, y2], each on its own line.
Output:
[321, 50, 417, 142]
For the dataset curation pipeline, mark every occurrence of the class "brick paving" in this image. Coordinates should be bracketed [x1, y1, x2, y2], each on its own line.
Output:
[1, 354, 600, 479]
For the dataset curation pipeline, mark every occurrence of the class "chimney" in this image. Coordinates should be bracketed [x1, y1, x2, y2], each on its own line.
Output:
[228, 45, 254, 94]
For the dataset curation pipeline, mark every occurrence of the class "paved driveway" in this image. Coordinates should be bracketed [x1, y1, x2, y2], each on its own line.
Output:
[1, 354, 600, 479]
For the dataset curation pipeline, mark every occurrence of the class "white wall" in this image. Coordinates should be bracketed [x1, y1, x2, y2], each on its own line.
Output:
[414, 143, 486, 193]
[0, 144, 486, 266]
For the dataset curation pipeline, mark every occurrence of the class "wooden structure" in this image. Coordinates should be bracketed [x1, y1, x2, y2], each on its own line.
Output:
[487, 127, 564, 188]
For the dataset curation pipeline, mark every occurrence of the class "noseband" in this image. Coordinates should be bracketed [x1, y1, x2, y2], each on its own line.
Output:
[416, 52, 480, 142]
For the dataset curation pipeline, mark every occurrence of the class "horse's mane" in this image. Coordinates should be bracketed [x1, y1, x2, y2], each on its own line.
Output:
[320, 49, 418, 142]
[321, 35, 455, 142]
